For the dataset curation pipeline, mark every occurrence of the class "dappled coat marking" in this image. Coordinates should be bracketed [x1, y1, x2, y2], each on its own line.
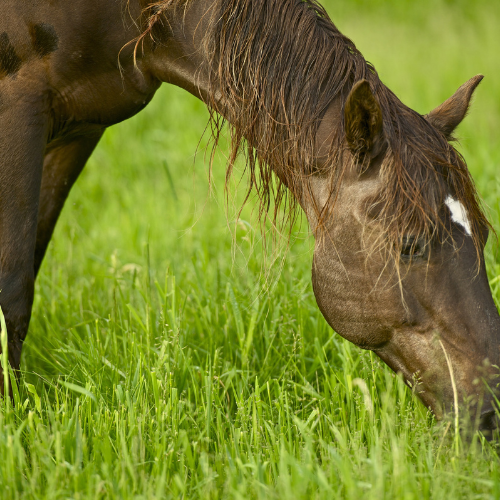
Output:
[29, 23, 59, 58]
[0, 33, 21, 77]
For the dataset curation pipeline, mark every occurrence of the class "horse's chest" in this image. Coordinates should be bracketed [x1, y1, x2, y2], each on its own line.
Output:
[1, 1, 160, 135]
[52, 67, 160, 132]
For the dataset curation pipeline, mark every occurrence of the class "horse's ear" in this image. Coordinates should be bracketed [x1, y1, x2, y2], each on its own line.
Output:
[425, 75, 483, 139]
[344, 79, 384, 162]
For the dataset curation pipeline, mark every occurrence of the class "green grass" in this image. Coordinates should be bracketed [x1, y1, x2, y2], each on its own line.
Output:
[2, 1, 500, 498]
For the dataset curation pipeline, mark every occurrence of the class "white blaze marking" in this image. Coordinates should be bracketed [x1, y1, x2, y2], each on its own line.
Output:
[445, 195, 471, 235]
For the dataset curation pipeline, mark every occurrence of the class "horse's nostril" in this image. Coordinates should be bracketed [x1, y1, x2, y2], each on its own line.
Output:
[479, 409, 500, 438]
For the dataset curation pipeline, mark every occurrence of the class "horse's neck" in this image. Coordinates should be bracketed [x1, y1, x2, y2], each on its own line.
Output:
[142, 0, 348, 176]
[143, 2, 216, 105]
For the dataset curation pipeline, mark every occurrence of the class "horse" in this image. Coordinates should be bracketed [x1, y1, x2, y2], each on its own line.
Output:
[1, 0, 499, 433]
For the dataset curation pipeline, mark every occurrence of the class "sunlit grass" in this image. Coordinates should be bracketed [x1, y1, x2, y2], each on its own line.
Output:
[2, 1, 499, 498]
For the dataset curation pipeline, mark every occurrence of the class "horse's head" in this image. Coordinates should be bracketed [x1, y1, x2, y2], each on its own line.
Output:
[305, 76, 500, 433]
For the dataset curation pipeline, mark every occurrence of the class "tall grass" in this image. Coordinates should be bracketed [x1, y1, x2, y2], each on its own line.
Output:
[3, 1, 499, 498]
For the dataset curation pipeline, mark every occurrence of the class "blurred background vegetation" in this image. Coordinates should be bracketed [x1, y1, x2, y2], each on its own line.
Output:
[3, 0, 499, 498]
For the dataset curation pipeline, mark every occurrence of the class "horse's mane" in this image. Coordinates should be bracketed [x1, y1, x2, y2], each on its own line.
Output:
[140, 0, 490, 264]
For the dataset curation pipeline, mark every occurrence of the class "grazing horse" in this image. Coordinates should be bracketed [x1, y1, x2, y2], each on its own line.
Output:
[1, 0, 499, 432]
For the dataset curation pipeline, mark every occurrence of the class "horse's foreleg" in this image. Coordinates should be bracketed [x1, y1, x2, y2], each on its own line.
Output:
[34, 130, 104, 277]
[0, 98, 48, 380]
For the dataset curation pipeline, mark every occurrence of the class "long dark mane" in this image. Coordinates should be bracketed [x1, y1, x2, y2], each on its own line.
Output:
[139, 0, 490, 263]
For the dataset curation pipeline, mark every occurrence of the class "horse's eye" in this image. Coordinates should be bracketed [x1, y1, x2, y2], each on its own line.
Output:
[401, 236, 425, 260]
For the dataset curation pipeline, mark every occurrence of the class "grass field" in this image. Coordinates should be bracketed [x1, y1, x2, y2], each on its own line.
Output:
[1, 1, 500, 498]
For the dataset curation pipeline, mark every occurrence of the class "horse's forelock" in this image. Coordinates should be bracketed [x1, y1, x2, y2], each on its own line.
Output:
[372, 101, 491, 267]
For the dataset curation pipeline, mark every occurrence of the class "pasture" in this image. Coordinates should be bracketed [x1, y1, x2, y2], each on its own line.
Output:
[1, 0, 500, 498]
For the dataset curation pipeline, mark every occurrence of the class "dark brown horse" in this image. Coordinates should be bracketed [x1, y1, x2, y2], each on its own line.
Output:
[1, 0, 499, 432]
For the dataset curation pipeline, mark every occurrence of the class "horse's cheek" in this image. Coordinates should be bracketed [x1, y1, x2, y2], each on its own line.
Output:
[311, 252, 396, 349]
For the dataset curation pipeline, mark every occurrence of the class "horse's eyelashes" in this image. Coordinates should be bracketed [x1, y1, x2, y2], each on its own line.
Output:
[400, 236, 426, 260]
